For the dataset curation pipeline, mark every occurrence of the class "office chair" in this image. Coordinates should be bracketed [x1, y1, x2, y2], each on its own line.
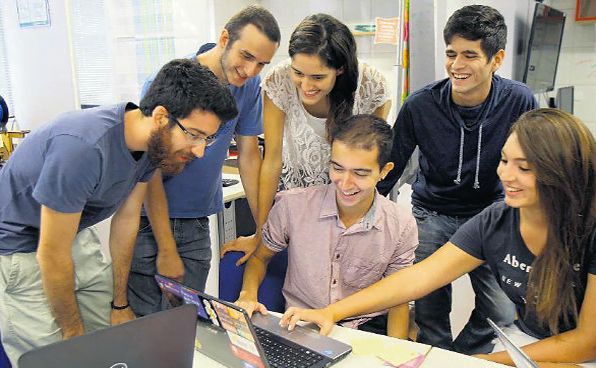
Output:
[219, 249, 288, 313]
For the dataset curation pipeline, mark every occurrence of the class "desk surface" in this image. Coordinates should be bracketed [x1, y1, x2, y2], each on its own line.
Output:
[192, 316, 509, 368]
[222, 172, 245, 203]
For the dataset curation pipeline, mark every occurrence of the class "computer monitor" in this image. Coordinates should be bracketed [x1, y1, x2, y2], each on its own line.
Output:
[556, 86, 574, 114]
[523, 3, 566, 93]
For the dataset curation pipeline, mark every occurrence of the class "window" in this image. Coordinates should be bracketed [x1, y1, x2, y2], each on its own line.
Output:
[0, 4, 15, 114]
[70, 0, 114, 106]
[69, 0, 211, 106]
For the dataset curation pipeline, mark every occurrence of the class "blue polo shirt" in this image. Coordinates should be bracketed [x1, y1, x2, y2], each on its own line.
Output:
[140, 44, 263, 217]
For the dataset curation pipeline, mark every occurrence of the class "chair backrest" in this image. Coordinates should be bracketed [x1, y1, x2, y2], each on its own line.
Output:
[218, 249, 288, 312]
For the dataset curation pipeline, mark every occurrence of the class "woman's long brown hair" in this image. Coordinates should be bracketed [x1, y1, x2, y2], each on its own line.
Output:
[512, 108, 596, 333]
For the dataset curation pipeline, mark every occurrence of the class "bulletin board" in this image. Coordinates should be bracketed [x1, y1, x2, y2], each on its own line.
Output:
[576, 0, 596, 21]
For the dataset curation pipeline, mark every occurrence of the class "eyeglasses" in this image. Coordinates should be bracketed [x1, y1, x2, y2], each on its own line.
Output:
[171, 115, 218, 147]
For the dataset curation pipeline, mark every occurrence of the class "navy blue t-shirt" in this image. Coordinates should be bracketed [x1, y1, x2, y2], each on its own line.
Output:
[0, 103, 155, 254]
[378, 75, 538, 217]
[451, 201, 596, 338]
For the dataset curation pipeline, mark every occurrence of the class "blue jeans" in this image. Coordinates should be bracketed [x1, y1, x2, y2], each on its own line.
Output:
[128, 216, 211, 317]
[412, 205, 515, 355]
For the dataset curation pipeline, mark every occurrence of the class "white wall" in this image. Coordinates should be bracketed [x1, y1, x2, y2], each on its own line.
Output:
[433, 0, 535, 81]
[547, 0, 596, 133]
[1, 0, 77, 130]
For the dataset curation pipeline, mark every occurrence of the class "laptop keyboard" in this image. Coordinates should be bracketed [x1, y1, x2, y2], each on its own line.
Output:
[254, 327, 325, 368]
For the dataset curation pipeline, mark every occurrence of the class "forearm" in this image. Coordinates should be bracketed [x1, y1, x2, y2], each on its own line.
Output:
[325, 245, 478, 323]
[240, 253, 269, 300]
[237, 144, 262, 221]
[37, 252, 84, 337]
[144, 171, 176, 254]
[37, 206, 84, 338]
[256, 155, 282, 228]
[325, 275, 411, 323]
[109, 214, 140, 305]
[110, 184, 147, 305]
[387, 303, 409, 339]
[488, 329, 596, 365]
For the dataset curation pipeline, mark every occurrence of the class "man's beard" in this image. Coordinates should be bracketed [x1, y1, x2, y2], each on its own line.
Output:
[147, 126, 188, 176]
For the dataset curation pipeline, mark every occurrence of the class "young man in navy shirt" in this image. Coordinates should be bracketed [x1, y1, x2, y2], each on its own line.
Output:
[377, 5, 538, 354]
[128, 5, 280, 316]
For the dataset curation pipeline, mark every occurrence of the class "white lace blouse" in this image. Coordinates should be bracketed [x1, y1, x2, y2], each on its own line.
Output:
[262, 59, 390, 191]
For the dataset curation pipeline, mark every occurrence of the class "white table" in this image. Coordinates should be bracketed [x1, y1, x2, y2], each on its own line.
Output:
[192, 317, 509, 368]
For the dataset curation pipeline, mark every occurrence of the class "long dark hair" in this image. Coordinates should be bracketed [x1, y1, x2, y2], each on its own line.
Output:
[289, 14, 358, 140]
[512, 108, 596, 333]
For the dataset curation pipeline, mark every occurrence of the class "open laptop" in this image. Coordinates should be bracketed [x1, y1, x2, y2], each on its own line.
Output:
[18, 303, 198, 368]
[487, 318, 540, 368]
[155, 274, 352, 368]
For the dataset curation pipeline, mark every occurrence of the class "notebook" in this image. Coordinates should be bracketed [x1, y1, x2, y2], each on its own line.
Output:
[487, 318, 540, 368]
[155, 274, 352, 368]
[18, 303, 198, 368]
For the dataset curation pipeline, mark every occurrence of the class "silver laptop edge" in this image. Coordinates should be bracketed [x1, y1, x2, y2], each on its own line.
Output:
[487, 318, 540, 368]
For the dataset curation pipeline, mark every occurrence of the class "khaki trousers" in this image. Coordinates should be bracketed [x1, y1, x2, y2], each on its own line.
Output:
[0, 227, 112, 367]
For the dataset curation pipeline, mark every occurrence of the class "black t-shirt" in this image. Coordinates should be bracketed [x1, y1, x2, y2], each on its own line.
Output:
[451, 201, 596, 338]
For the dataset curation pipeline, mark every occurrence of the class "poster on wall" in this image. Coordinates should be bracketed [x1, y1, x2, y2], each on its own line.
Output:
[16, 0, 51, 28]
[374, 17, 399, 45]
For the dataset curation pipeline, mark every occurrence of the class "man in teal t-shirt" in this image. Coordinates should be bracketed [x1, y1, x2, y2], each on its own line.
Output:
[128, 5, 280, 316]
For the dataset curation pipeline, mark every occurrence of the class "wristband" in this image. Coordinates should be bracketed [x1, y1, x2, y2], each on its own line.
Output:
[110, 301, 130, 310]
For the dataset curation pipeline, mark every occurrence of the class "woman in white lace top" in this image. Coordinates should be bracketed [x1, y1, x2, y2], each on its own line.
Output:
[221, 14, 392, 264]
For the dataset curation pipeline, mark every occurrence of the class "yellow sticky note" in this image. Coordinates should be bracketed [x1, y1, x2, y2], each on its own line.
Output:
[377, 344, 418, 366]
[350, 337, 418, 366]
[351, 337, 386, 355]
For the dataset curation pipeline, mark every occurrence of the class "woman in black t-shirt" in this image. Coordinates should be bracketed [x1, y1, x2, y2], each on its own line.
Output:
[280, 109, 596, 367]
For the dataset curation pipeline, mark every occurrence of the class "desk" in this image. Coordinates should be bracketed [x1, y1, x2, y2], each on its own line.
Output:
[192, 317, 509, 368]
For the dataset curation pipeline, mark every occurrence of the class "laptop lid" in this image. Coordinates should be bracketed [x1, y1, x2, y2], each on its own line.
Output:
[155, 275, 352, 367]
[487, 318, 540, 368]
[18, 304, 198, 368]
[155, 274, 271, 368]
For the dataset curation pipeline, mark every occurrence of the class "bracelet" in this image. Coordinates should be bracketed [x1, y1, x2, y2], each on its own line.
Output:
[110, 301, 130, 310]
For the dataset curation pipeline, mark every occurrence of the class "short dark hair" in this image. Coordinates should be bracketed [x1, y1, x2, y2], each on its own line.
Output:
[225, 5, 281, 46]
[443, 5, 507, 61]
[289, 13, 358, 140]
[330, 114, 393, 168]
[140, 59, 238, 123]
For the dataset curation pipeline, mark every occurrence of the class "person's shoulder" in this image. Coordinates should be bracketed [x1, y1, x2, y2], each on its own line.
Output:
[276, 185, 326, 200]
[475, 201, 515, 225]
[265, 59, 291, 78]
[493, 74, 535, 97]
[405, 78, 449, 105]
[360, 61, 382, 76]
[197, 43, 216, 55]
[376, 194, 416, 227]
[273, 185, 326, 211]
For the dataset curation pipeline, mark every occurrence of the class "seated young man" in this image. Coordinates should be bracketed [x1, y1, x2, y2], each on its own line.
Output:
[236, 114, 418, 338]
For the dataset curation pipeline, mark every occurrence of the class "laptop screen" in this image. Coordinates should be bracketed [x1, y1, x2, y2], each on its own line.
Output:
[155, 275, 269, 368]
